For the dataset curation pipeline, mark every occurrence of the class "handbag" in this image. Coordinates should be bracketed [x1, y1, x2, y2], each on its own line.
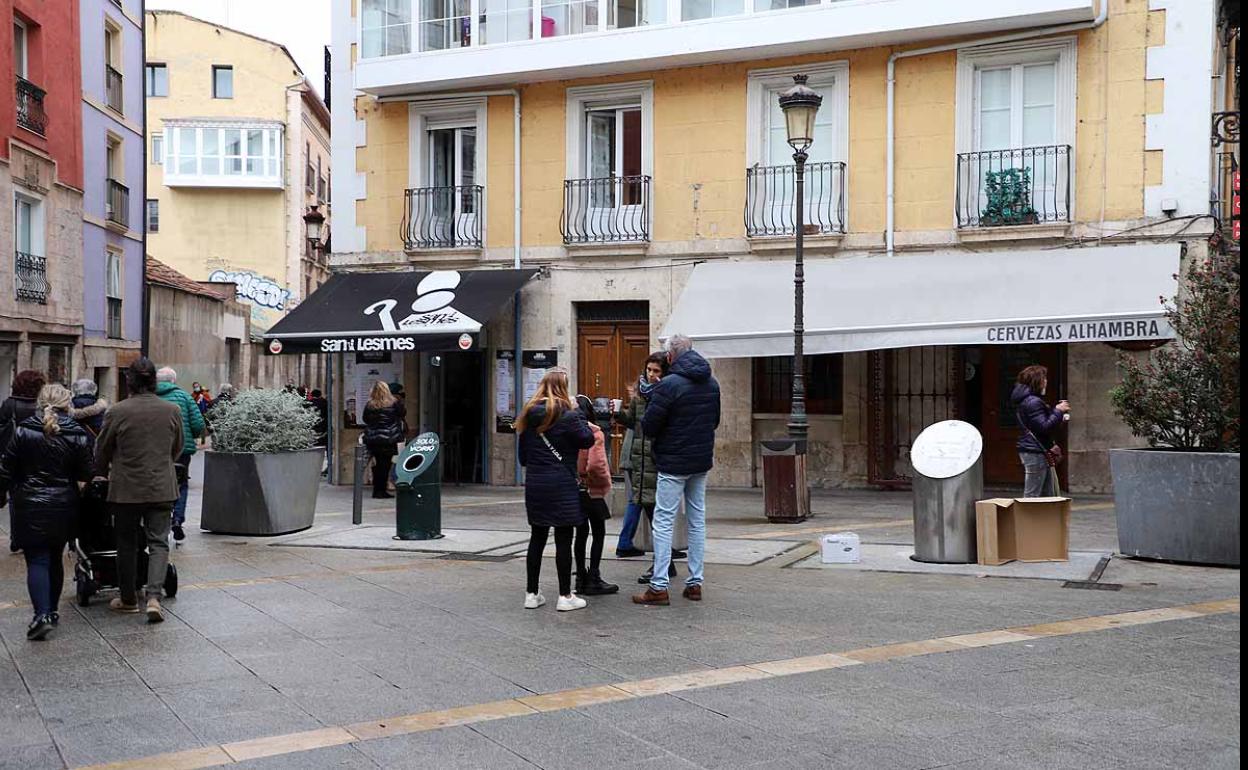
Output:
[1017, 408, 1063, 468]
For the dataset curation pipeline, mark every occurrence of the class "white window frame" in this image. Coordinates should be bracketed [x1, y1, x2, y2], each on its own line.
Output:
[565, 81, 653, 180]
[163, 121, 285, 188]
[145, 199, 160, 233]
[746, 60, 848, 167]
[954, 37, 1077, 224]
[151, 133, 163, 165]
[105, 249, 124, 338]
[360, 0, 416, 58]
[13, 19, 28, 80]
[407, 98, 489, 243]
[14, 190, 46, 257]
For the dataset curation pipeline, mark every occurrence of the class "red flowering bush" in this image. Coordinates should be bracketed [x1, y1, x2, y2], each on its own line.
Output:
[1110, 251, 1240, 451]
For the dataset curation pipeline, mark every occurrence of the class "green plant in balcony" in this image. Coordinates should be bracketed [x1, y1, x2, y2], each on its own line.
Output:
[980, 167, 1039, 226]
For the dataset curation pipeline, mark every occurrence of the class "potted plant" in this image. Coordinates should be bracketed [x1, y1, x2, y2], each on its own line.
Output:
[201, 389, 323, 536]
[980, 167, 1039, 226]
[1108, 251, 1240, 566]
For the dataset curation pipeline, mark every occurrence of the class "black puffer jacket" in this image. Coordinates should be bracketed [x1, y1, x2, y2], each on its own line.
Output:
[0, 395, 37, 451]
[642, 350, 721, 475]
[520, 404, 594, 527]
[363, 401, 407, 451]
[1011, 383, 1062, 454]
[0, 414, 93, 548]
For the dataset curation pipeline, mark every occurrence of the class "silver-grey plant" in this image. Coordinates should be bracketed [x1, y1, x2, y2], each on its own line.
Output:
[209, 389, 319, 453]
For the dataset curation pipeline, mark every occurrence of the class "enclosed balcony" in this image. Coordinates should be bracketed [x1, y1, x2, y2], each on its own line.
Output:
[745, 161, 846, 238]
[15, 251, 48, 304]
[561, 175, 651, 244]
[106, 179, 130, 229]
[15, 77, 47, 135]
[954, 144, 1071, 228]
[402, 185, 484, 249]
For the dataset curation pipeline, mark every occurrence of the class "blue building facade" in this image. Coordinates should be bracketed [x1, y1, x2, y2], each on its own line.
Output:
[81, 0, 144, 398]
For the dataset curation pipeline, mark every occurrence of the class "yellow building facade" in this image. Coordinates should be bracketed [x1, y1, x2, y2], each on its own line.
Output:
[322, 0, 1231, 492]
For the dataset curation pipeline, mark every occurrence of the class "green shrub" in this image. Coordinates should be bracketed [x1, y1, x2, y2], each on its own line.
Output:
[1110, 252, 1240, 451]
[209, 389, 319, 453]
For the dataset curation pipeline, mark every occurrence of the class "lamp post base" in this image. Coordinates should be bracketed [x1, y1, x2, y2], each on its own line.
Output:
[761, 438, 811, 522]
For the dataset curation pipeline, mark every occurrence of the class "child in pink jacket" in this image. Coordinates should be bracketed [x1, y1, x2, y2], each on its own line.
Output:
[574, 395, 618, 595]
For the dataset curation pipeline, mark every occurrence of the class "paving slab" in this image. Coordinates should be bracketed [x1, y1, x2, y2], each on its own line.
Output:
[540, 536, 802, 566]
[275, 526, 529, 554]
[793, 543, 1110, 581]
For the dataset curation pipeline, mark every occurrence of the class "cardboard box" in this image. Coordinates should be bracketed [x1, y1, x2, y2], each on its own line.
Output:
[976, 497, 1071, 566]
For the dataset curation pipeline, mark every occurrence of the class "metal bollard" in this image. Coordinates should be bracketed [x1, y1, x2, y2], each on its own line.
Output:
[352, 443, 368, 525]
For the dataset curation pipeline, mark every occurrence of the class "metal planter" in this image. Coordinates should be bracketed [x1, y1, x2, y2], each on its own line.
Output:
[202, 449, 323, 536]
[1110, 448, 1241, 567]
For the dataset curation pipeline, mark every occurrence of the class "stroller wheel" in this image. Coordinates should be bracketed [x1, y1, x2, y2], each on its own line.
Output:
[163, 563, 178, 598]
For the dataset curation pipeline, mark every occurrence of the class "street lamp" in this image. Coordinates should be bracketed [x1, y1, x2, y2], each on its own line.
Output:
[303, 204, 326, 254]
[778, 74, 822, 445]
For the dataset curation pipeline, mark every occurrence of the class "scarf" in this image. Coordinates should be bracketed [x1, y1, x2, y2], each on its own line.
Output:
[638, 376, 657, 397]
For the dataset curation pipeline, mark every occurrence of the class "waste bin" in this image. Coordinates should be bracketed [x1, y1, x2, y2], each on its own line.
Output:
[909, 420, 983, 563]
[761, 438, 810, 522]
[394, 432, 444, 540]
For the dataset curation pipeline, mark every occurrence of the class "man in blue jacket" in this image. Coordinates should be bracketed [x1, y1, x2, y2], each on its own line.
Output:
[633, 334, 720, 606]
[156, 367, 205, 541]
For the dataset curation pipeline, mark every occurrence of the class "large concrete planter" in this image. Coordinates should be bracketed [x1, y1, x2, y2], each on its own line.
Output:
[202, 449, 323, 536]
[1110, 448, 1240, 567]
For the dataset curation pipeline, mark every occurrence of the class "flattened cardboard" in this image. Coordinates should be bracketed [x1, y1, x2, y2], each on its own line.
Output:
[976, 497, 1070, 566]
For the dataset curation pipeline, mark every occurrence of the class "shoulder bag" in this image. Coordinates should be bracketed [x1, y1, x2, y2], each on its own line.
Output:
[1016, 407, 1063, 468]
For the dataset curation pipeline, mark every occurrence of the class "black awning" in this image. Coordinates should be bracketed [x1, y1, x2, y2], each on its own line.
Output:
[263, 268, 537, 354]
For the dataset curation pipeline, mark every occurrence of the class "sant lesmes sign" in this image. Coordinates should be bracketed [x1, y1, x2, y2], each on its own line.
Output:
[662, 245, 1179, 358]
[263, 269, 538, 355]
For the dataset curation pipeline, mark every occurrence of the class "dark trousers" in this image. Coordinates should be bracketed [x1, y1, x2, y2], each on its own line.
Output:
[113, 502, 173, 604]
[527, 525, 573, 596]
[575, 517, 605, 577]
[24, 542, 66, 617]
[371, 448, 395, 497]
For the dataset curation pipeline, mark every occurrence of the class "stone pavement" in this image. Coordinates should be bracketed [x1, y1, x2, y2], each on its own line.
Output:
[0, 454, 1239, 769]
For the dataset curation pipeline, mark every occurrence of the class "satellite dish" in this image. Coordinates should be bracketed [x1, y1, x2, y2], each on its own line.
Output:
[910, 420, 983, 479]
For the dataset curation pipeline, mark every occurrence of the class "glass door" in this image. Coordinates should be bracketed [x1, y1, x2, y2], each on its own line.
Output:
[428, 126, 477, 245]
[584, 107, 643, 238]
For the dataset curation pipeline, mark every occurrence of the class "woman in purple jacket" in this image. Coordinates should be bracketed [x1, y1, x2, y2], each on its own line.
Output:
[1010, 365, 1071, 497]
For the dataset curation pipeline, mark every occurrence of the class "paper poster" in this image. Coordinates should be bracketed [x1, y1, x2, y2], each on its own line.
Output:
[344, 353, 401, 426]
[495, 350, 516, 433]
[521, 350, 558, 403]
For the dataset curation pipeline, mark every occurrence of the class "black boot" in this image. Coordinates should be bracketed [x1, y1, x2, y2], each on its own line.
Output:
[637, 563, 678, 584]
[580, 569, 618, 596]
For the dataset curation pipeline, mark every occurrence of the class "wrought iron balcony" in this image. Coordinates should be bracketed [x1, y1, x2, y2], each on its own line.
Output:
[955, 144, 1071, 228]
[15, 251, 48, 304]
[106, 64, 124, 113]
[106, 179, 130, 228]
[561, 175, 651, 244]
[15, 77, 47, 135]
[745, 161, 847, 238]
[401, 185, 484, 249]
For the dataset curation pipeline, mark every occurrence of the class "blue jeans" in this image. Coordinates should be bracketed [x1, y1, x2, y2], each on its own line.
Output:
[173, 452, 192, 526]
[649, 472, 707, 591]
[616, 501, 642, 552]
[1020, 452, 1058, 497]
[24, 542, 66, 617]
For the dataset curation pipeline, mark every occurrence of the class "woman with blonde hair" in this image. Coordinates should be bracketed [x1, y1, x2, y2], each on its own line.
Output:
[363, 380, 406, 499]
[0, 384, 93, 640]
[516, 369, 594, 611]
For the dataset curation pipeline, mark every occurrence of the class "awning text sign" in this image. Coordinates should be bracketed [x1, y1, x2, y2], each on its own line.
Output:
[986, 318, 1168, 344]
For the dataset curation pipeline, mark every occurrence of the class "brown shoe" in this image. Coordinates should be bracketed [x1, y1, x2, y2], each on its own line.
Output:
[682, 585, 702, 601]
[632, 587, 670, 606]
[145, 597, 164, 624]
[109, 598, 140, 614]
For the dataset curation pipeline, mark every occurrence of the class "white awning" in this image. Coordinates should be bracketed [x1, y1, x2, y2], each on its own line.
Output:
[662, 244, 1180, 358]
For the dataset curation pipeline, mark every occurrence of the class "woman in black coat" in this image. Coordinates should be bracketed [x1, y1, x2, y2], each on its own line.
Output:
[0, 384, 93, 641]
[517, 370, 593, 612]
[1, 369, 46, 553]
[362, 380, 407, 499]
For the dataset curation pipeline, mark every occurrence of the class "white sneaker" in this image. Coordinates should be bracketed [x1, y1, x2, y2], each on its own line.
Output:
[524, 592, 546, 609]
[556, 594, 587, 612]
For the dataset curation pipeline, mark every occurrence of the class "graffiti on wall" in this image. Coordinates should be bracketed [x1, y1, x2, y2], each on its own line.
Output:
[207, 269, 290, 310]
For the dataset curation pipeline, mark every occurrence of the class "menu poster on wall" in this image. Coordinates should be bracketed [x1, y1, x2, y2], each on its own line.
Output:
[521, 350, 558, 404]
[495, 350, 516, 433]
[343, 355, 401, 427]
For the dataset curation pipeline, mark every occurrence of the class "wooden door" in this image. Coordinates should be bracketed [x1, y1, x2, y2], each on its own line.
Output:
[577, 321, 651, 474]
[980, 344, 1066, 487]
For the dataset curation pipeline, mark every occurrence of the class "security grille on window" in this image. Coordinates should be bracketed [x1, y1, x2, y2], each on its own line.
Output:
[163, 123, 284, 188]
[752, 355, 843, 415]
[106, 252, 123, 339]
[361, 0, 413, 57]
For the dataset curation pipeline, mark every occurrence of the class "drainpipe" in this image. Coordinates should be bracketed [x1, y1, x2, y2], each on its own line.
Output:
[885, 0, 1109, 255]
[378, 89, 524, 485]
[140, 0, 150, 358]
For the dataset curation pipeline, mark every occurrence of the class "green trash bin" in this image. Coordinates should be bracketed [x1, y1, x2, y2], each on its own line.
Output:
[394, 432, 444, 541]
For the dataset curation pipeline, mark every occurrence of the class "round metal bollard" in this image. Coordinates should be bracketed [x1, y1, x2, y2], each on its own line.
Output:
[909, 421, 984, 564]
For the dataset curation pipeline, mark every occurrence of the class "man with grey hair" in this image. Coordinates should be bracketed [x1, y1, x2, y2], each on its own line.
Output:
[69, 379, 108, 437]
[634, 333, 721, 606]
[155, 367, 204, 541]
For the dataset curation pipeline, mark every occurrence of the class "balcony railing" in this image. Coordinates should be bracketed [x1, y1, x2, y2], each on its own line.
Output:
[106, 65, 124, 113]
[106, 179, 130, 228]
[15, 77, 47, 135]
[401, 185, 484, 249]
[15, 251, 48, 304]
[955, 144, 1071, 228]
[745, 161, 847, 238]
[561, 175, 651, 244]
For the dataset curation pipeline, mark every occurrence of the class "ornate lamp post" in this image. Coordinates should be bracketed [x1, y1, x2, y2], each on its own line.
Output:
[778, 75, 822, 445]
[303, 204, 326, 254]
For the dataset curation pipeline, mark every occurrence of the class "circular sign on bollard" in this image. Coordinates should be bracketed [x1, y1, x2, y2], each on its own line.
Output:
[394, 432, 444, 541]
[910, 420, 984, 564]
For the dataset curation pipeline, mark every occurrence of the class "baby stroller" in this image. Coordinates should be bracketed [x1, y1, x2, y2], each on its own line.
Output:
[73, 480, 178, 607]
